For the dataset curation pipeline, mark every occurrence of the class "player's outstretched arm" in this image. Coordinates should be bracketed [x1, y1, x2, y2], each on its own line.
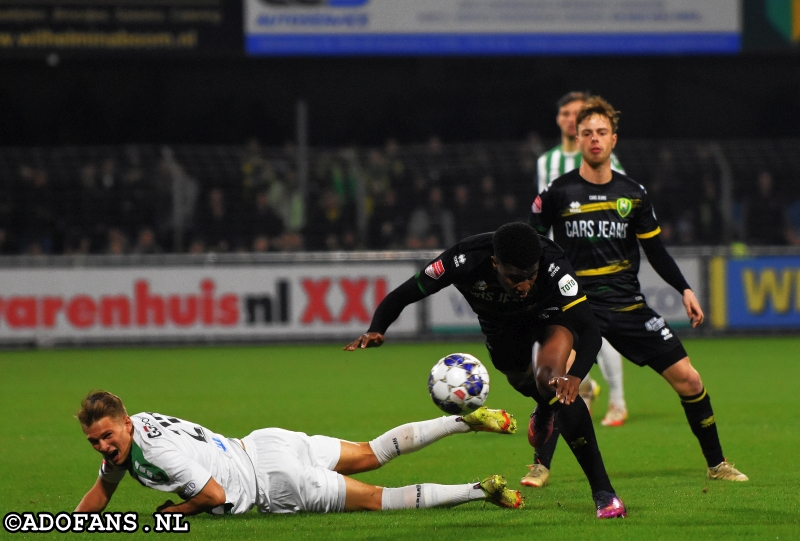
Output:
[156, 477, 226, 516]
[343, 276, 427, 351]
[682, 289, 704, 328]
[75, 478, 118, 512]
[343, 332, 385, 350]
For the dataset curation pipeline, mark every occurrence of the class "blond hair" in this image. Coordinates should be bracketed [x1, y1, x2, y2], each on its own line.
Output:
[576, 96, 620, 134]
[77, 390, 128, 427]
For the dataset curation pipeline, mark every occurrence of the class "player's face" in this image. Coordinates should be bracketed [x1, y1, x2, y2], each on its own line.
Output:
[492, 257, 539, 299]
[83, 415, 133, 466]
[577, 114, 617, 167]
[556, 100, 584, 138]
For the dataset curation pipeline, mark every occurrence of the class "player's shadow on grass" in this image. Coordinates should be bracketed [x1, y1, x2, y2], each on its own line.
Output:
[609, 467, 698, 480]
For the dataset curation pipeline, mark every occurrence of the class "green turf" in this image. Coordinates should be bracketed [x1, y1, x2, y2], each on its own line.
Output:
[1, 336, 799, 540]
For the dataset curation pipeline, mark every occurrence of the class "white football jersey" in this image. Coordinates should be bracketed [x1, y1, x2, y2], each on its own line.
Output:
[98, 413, 258, 515]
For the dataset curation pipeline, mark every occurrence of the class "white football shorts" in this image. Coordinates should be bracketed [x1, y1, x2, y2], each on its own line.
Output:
[242, 427, 345, 514]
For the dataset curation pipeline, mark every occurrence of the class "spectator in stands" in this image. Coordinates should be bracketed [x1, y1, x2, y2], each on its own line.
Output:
[694, 174, 724, 245]
[106, 228, 130, 255]
[118, 151, 154, 242]
[18, 166, 55, 254]
[246, 191, 285, 251]
[787, 199, 800, 246]
[424, 135, 450, 188]
[303, 189, 355, 251]
[367, 188, 405, 250]
[252, 235, 269, 253]
[452, 183, 480, 240]
[188, 238, 206, 254]
[133, 227, 163, 255]
[0, 228, 18, 255]
[405, 186, 455, 249]
[743, 171, 789, 245]
[472, 175, 501, 233]
[499, 193, 525, 226]
[195, 188, 240, 253]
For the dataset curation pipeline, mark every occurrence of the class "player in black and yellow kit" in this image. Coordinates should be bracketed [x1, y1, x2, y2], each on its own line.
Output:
[529, 96, 747, 483]
[345, 223, 626, 518]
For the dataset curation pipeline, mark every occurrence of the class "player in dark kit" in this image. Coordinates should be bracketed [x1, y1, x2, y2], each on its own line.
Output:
[345, 222, 626, 518]
[528, 96, 748, 483]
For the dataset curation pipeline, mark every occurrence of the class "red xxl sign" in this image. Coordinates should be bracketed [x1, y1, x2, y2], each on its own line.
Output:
[0, 265, 418, 340]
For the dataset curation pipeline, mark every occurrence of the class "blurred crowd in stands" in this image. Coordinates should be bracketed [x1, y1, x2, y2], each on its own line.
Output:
[0, 136, 798, 255]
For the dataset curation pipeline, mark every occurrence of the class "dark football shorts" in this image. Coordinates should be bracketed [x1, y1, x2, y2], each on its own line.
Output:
[591, 303, 687, 373]
[482, 310, 574, 374]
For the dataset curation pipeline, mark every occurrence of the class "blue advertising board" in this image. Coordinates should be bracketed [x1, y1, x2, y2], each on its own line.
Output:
[710, 256, 800, 330]
[245, 0, 741, 56]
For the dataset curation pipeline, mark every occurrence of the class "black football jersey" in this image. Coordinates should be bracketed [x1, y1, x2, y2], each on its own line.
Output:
[529, 169, 661, 308]
[415, 232, 588, 334]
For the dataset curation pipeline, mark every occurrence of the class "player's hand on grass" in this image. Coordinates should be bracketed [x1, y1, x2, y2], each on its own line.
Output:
[156, 500, 177, 513]
[682, 289, 704, 328]
[343, 332, 385, 351]
[548, 375, 581, 405]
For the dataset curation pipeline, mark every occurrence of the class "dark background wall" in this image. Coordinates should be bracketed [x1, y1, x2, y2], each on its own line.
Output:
[1, 53, 798, 146]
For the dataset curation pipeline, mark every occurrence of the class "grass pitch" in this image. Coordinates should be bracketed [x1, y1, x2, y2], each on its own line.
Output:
[1, 336, 799, 540]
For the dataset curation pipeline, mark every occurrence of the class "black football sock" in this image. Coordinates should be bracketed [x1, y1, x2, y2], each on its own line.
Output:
[553, 396, 614, 495]
[680, 388, 724, 467]
[533, 414, 560, 469]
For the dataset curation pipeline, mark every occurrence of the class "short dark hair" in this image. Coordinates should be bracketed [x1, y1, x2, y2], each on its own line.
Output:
[576, 95, 620, 134]
[493, 223, 542, 269]
[557, 91, 591, 110]
[77, 390, 128, 427]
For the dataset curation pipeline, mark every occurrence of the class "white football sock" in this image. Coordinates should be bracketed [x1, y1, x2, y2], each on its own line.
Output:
[597, 337, 626, 409]
[381, 483, 485, 510]
[369, 416, 471, 466]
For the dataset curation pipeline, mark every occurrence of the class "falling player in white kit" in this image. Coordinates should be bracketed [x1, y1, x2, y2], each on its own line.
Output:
[75, 391, 523, 515]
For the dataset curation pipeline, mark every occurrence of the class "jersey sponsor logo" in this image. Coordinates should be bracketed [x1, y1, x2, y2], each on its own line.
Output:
[616, 197, 633, 218]
[425, 260, 445, 280]
[565, 220, 629, 239]
[453, 254, 466, 267]
[548, 263, 560, 277]
[531, 196, 543, 214]
[558, 275, 578, 297]
[645, 316, 666, 331]
[589, 195, 607, 201]
[569, 201, 582, 213]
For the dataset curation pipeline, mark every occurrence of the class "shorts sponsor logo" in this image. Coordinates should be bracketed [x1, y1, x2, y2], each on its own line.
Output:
[661, 328, 673, 340]
[645, 316, 666, 331]
[616, 197, 632, 218]
[558, 275, 578, 297]
[425, 260, 445, 280]
[531, 196, 543, 214]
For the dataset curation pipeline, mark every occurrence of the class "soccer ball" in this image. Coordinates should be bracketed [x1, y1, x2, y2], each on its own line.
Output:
[428, 353, 490, 415]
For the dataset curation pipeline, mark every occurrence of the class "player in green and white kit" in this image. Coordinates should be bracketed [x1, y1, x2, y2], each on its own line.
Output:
[522, 92, 628, 489]
[75, 391, 523, 516]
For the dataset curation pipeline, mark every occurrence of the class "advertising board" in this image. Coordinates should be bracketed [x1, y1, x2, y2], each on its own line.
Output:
[0, 1, 240, 55]
[0, 264, 418, 343]
[710, 255, 800, 330]
[245, 0, 740, 55]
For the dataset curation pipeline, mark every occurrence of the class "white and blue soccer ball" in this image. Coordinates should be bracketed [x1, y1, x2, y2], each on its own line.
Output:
[428, 353, 490, 415]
